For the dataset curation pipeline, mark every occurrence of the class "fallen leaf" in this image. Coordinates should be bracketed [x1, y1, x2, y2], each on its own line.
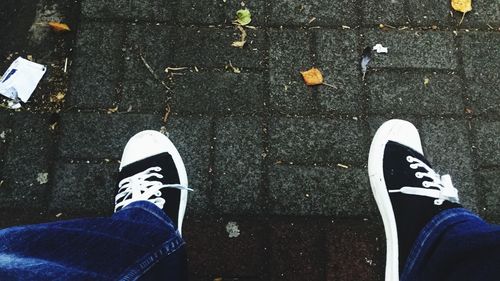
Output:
[300, 67, 324, 86]
[451, 0, 472, 24]
[360, 47, 372, 81]
[231, 25, 247, 48]
[465, 108, 473, 114]
[235, 8, 252, 26]
[48, 22, 71, 32]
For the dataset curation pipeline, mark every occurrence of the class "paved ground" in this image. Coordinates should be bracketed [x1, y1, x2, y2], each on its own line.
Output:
[1, 0, 499, 280]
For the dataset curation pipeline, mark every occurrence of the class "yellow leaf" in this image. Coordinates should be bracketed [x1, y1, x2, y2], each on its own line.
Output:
[300, 67, 324, 86]
[451, 0, 472, 24]
[48, 22, 71, 32]
[451, 0, 472, 13]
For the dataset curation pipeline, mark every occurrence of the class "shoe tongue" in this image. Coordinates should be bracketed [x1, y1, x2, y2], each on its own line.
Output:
[118, 153, 179, 184]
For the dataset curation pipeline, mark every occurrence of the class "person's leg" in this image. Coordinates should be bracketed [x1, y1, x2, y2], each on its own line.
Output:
[368, 119, 500, 281]
[401, 208, 500, 281]
[0, 130, 191, 280]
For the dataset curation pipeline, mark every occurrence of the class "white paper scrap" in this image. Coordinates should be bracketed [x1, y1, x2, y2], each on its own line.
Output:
[373, 44, 388, 54]
[0, 57, 47, 108]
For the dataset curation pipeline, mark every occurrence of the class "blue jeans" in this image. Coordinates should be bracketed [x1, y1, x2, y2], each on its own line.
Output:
[0, 201, 187, 281]
[402, 208, 500, 281]
[0, 205, 499, 280]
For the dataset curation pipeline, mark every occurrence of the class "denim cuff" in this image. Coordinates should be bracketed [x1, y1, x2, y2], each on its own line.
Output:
[401, 208, 482, 281]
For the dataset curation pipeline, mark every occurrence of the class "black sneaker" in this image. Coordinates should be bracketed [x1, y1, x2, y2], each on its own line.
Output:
[368, 119, 461, 280]
[115, 130, 191, 236]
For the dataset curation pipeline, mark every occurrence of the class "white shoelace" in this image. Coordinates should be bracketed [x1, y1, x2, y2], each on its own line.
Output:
[388, 156, 460, 205]
[114, 166, 192, 212]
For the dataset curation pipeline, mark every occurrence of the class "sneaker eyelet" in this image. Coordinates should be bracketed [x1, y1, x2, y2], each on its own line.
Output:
[406, 156, 413, 162]
[422, 181, 429, 187]
[409, 164, 418, 169]
[415, 172, 423, 178]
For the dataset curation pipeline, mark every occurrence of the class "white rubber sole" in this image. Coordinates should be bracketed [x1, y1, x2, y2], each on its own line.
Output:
[120, 130, 189, 236]
[368, 120, 422, 281]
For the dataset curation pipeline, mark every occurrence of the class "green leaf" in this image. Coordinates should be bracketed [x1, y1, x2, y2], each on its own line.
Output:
[236, 8, 251, 25]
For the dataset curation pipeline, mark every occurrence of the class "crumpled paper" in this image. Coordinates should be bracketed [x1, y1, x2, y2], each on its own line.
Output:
[0, 57, 47, 109]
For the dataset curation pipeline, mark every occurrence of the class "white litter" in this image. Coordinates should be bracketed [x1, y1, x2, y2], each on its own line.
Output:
[225, 221, 241, 238]
[373, 44, 388, 54]
[0, 57, 47, 109]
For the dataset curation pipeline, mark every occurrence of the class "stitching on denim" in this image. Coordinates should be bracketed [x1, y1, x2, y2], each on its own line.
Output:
[117, 235, 185, 281]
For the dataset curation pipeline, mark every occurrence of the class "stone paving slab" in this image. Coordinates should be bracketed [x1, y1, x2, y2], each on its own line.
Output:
[81, 0, 173, 21]
[269, 117, 368, 165]
[163, 116, 212, 215]
[49, 162, 117, 214]
[68, 22, 124, 109]
[172, 27, 267, 68]
[213, 117, 263, 214]
[461, 32, 500, 116]
[367, 71, 464, 115]
[269, 165, 376, 216]
[478, 170, 500, 222]
[1, 113, 54, 209]
[362, 30, 457, 69]
[171, 72, 266, 115]
[184, 218, 267, 280]
[58, 113, 162, 159]
[474, 120, 500, 168]
[362, 0, 408, 26]
[1, 0, 500, 279]
[420, 119, 477, 210]
[270, 0, 358, 26]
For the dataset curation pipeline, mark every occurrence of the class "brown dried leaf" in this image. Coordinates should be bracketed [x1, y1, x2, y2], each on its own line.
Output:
[48, 22, 71, 32]
[300, 67, 324, 86]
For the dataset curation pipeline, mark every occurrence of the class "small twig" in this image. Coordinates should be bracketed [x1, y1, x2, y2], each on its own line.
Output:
[163, 104, 171, 124]
[322, 82, 337, 89]
[459, 12, 466, 25]
[165, 67, 189, 73]
[139, 53, 172, 92]
[63, 58, 68, 73]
